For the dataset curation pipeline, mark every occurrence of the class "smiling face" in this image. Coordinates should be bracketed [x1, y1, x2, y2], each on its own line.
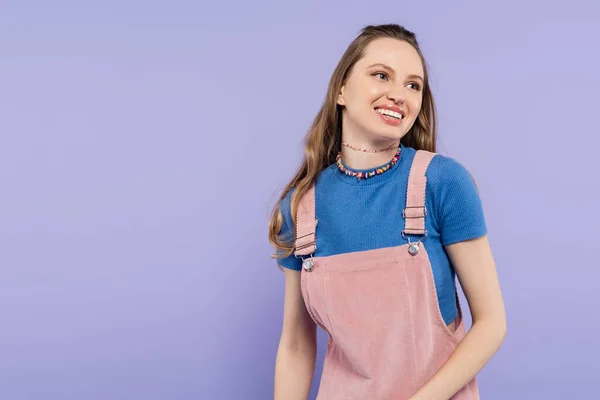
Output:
[336, 38, 425, 145]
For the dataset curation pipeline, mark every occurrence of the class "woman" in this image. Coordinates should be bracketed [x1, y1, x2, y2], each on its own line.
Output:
[269, 23, 506, 400]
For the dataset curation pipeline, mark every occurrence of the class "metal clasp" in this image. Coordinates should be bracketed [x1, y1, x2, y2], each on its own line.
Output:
[402, 230, 428, 257]
[302, 256, 315, 272]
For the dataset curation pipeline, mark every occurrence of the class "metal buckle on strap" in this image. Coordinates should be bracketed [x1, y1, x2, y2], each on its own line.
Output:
[402, 206, 427, 219]
[294, 219, 318, 271]
[295, 240, 317, 252]
[294, 218, 318, 252]
[402, 230, 428, 239]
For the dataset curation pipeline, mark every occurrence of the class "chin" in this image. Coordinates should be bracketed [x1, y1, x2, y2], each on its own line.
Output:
[370, 130, 407, 142]
[367, 123, 411, 141]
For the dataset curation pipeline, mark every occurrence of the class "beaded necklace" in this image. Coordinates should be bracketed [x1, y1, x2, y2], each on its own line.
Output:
[342, 141, 397, 153]
[336, 146, 401, 181]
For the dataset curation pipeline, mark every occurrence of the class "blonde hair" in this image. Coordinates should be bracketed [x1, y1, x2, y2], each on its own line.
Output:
[268, 24, 438, 260]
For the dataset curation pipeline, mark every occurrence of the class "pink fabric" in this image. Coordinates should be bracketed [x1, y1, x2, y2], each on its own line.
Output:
[295, 185, 317, 256]
[403, 150, 435, 236]
[294, 151, 480, 399]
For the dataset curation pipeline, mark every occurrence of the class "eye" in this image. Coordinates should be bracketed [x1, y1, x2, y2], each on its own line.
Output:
[372, 71, 389, 81]
[407, 82, 421, 91]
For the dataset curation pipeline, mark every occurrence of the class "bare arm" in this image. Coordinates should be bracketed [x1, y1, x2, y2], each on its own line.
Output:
[410, 235, 507, 400]
[274, 267, 317, 400]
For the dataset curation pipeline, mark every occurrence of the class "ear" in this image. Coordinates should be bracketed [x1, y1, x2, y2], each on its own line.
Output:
[337, 85, 346, 106]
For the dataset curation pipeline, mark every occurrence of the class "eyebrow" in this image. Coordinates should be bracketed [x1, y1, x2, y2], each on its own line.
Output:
[367, 63, 424, 82]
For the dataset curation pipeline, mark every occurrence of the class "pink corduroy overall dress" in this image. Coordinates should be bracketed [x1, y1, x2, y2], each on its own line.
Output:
[294, 150, 480, 400]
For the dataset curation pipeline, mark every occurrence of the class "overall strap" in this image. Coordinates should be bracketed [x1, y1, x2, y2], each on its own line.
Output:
[294, 185, 317, 257]
[403, 150, 436, 237]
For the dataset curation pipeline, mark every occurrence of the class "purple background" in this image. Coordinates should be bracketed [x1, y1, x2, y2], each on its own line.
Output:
[1, 1, 599, 399]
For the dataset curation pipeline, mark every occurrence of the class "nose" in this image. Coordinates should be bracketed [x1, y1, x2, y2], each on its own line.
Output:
[386, 86, 406, 104]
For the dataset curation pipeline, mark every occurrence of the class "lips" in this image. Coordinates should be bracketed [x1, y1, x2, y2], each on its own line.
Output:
[374, 107, 405, 122]
[374, 106, 405, 126]
[374, 105, 405, 117]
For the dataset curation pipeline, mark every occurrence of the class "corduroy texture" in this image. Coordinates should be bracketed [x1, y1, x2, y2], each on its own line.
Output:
[295, 185, 317, 256]
[278, 144, 487, 325]
[295, 151, 479, 400]
[403, 150, 435, 236]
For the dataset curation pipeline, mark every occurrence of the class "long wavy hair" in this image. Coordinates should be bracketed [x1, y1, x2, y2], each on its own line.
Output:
[268, 24, 438, 260]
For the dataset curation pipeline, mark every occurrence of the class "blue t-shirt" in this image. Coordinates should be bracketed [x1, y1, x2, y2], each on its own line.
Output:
[277, 144, 487, 325]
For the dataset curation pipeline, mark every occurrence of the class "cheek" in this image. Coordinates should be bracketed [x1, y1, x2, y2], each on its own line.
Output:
[352, 78, 384, 103]
[348, 83, 381, 111]
[368, 85, 386, 100]
[409, 96, 423, 116]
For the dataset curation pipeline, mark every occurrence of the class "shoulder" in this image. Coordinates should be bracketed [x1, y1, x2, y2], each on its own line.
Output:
[279, 187, 296, 222]
[426, 152, 477, 190]
[423, 152, 487, 244]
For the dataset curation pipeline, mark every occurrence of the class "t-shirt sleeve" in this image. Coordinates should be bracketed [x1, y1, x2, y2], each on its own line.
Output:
[431, 155, 488, 246]
[276, 190, 302, 271]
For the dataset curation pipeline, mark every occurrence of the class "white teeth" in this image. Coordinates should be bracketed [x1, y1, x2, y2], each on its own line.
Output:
[376, 108, 404, 119]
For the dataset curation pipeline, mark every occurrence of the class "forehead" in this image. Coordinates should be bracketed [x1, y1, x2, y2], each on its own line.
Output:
[356, 38, 424, 75]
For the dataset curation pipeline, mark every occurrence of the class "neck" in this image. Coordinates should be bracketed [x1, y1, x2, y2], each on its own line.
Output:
[340, 134, 400, 170]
